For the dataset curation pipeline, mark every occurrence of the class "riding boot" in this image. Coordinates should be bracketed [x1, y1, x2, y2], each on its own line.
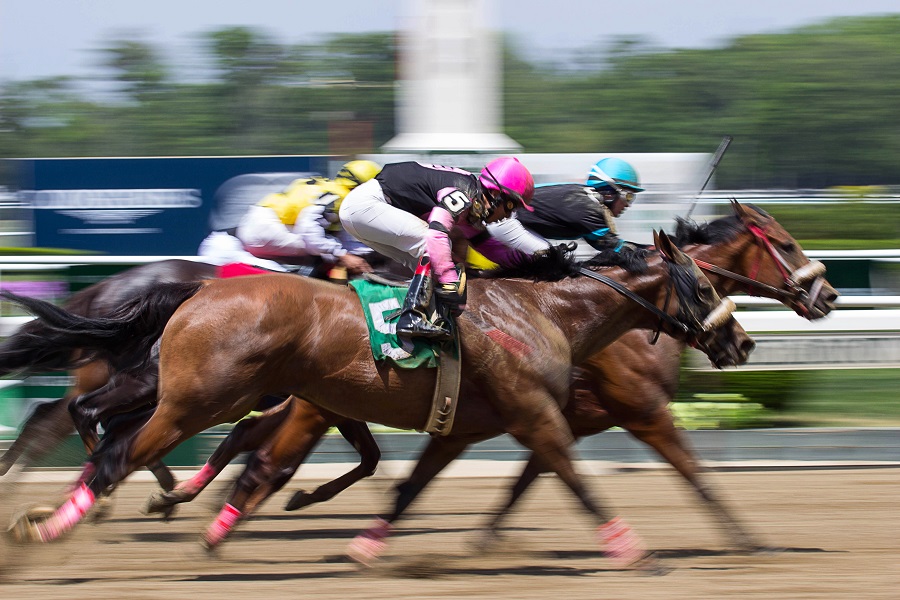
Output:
[396, 256, 452, 341]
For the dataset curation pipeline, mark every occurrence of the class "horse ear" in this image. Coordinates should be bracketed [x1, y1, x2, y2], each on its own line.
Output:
[658, 230, 692, 266]
[732, 197, 763, 226]
[656, 230, 675, 262]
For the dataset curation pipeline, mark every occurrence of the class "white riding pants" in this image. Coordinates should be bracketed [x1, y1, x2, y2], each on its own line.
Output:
[338, 179, 427, 273]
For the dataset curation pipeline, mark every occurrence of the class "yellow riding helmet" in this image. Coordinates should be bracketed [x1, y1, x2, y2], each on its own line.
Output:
[334, 160, 381, 189]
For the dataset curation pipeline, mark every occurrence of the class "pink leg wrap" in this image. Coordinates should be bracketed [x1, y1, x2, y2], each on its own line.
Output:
[36, 483, 96, 542]
[205, 503, 242, 547]
[178, 462, 218, 495]
[346, 518, 393, 566]
[598, 517, 647, 567]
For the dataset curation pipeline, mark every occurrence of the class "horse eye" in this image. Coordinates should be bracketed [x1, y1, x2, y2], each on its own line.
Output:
[780, 242, 796, 254]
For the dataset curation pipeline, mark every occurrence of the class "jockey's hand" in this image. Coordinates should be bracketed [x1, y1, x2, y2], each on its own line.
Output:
[338, 253, 373, 275]
[435, 276, 467, 313]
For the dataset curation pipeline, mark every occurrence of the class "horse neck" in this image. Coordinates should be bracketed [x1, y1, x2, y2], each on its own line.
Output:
[549, 256, 676, 365]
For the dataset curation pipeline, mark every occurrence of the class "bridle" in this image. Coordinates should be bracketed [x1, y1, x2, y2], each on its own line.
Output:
[578, 259, 735, 349]
[691, 219, 827, 318]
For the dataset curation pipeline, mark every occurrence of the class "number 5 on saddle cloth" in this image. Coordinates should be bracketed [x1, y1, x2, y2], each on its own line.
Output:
[349, 276, 461, 436]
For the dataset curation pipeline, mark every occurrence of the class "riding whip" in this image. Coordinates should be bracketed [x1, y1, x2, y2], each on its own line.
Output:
[685, 135, 733, 220]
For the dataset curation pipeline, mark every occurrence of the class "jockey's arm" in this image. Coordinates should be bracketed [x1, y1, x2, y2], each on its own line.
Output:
[236, 205, 307, 258]
[486, 216, 552, 255]
[294, 194, 348, 262]
[455, 216, 551, 267]
[424, 205, 459, 284]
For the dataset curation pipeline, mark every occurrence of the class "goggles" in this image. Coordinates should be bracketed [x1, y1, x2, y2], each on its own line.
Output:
[597, 187, 636, 206]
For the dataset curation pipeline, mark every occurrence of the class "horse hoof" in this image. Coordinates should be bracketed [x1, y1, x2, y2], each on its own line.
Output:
[634, 553, 671, 576]
[284, 490, 314, 511]
[6, 506, 54, 544]
[143, 490, 187, 517]
[346, 536, 385, 567]
[85, 496, 114, 523]
[200, 534, 219, 554]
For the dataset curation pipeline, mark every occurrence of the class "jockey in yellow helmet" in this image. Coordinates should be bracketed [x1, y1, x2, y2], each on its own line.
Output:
[236, 160, 381, 275]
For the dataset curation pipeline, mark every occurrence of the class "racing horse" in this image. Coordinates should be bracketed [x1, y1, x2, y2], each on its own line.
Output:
[8, 231, 750, 570]
[173, 200, 833, 555]
[434, 200, 838, 552]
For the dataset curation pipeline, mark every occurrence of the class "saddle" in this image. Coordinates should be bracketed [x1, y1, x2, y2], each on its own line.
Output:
[350, 273, 462, 436]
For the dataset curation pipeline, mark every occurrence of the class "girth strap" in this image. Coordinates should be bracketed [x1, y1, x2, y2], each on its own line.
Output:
[423, 325, 462, 436]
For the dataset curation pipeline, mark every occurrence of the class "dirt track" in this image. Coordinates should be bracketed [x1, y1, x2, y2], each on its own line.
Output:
[0, 468, 897, 599]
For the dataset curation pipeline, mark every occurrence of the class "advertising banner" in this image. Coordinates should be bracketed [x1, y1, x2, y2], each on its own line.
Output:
[10, 156, 329, 255]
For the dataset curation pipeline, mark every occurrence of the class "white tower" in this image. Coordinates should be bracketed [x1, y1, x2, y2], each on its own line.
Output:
[382, 0, 521, 153]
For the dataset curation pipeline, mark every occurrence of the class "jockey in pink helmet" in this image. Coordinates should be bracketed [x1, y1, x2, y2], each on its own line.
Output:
[339, 157, 535, 340]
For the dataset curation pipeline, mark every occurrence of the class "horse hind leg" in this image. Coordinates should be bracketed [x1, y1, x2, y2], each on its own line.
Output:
[0, 397, 75, 477]
[506, 404, 664, 573]
[202, 399, 334, 550]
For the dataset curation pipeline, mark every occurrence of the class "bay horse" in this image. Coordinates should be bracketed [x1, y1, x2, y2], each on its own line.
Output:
[7, 231, 750, 570]
[168, 200, 834, 556]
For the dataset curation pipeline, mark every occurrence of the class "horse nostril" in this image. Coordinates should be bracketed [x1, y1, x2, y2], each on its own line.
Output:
[823, 290, 839, 305]
[740, 339, 756, 357]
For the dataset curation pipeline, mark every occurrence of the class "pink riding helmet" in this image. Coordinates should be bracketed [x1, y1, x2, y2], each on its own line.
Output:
[479, 157, 535, 212]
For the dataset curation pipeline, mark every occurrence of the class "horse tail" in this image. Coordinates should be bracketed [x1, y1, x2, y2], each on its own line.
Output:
[0, 281, 204, 373]
[0, 318, 81, 375]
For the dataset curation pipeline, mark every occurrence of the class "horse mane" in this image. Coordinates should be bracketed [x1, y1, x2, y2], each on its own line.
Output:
[672, 203, 767, 247]
[476, 241, 650, 282]
[581, 243, 652, 274]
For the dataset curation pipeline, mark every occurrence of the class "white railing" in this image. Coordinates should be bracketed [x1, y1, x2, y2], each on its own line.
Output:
[1, 255, 899, 338]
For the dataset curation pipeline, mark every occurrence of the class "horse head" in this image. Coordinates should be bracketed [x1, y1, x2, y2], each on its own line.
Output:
[654, 230, 754, 369]
[728, 199, 838, 319]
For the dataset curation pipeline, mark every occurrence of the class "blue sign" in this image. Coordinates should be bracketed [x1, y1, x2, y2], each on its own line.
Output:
[11, 156, 330, 255]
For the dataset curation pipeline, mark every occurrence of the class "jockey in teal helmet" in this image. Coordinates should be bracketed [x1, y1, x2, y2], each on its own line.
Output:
[485, 156, 646, 257]
[585, 157, 644, 218]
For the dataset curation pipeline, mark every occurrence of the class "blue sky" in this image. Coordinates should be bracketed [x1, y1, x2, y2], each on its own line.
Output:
[1, 0, 898, 82]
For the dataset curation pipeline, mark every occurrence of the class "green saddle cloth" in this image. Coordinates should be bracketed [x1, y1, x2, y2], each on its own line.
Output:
[350, 279, 453, 369]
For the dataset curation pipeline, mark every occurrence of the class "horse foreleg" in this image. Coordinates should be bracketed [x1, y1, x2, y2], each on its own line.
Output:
[285, 419, 380, 511]
[477, 455, 547, 548]
[0, 397, 74, 476]
[507, 404, 659, 571]
[347, 433, 478, 566]
[623, 407, 767, 552]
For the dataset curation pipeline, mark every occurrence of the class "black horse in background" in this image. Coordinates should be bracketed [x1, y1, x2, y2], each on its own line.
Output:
[0, 259, 217, 488]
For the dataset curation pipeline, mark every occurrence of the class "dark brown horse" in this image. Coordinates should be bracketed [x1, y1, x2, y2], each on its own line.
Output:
[0, 259, 218, 489]
[170, 201, 834, 554]
[7, 232, 750, 570]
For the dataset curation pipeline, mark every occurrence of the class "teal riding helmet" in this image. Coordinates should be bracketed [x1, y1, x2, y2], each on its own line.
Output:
[586, 157, 644, 192]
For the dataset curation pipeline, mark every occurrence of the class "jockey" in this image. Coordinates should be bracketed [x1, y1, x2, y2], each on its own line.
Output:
[482, 157, 645, 262]
[234, 160, 382, 276]
[338, 158, 536, 340]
